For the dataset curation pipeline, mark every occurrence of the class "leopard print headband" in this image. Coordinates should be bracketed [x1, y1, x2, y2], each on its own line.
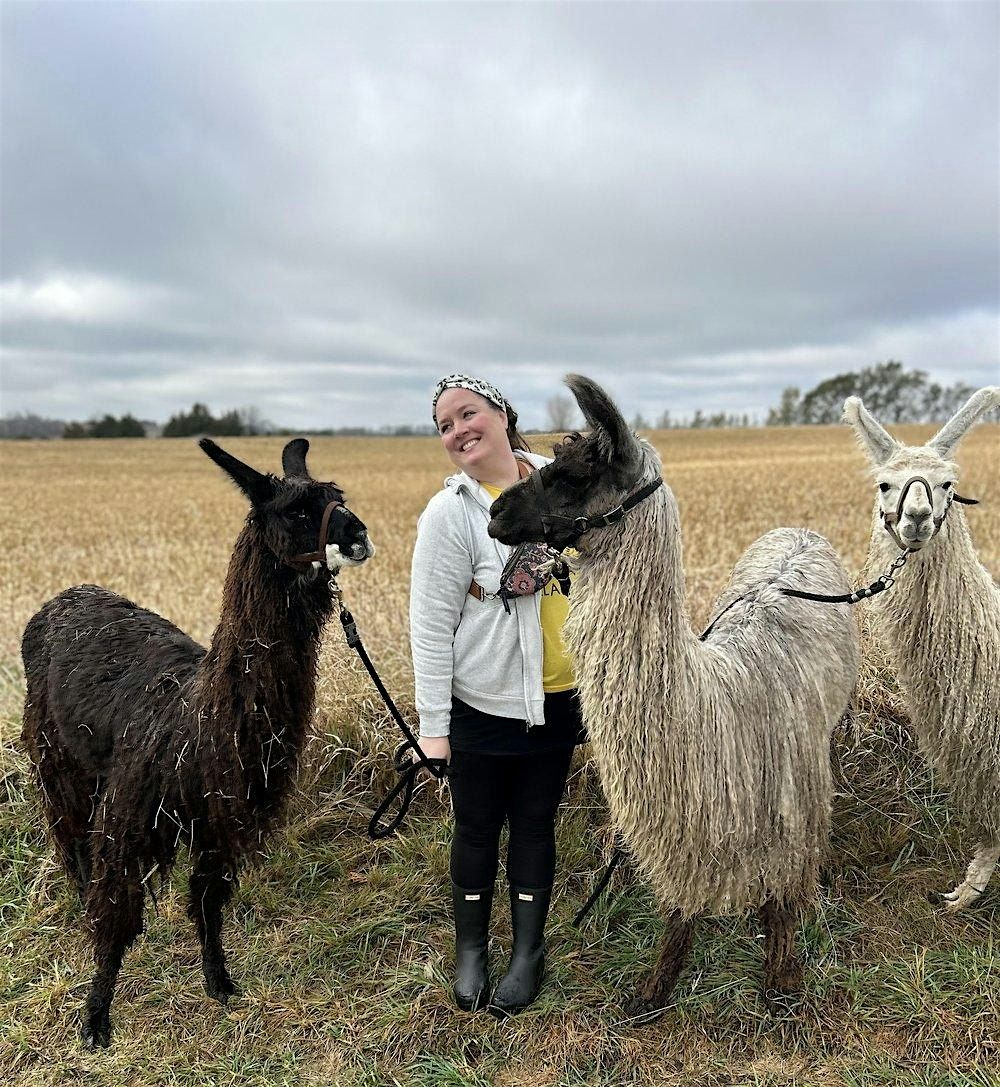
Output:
[431, 374, 508, 424]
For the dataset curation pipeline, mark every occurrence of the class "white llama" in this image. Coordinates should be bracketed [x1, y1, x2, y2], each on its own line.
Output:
[843, 386, 1000, 909]
[488, 375, 859, 1021]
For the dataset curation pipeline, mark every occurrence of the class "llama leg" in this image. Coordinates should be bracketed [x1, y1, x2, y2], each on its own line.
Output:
[188, 854, 237, 1002]
[27, 726, 99, 899]
[934, 842, 1000, 911]
[81, 876, 145, 1049]
[48, 803, 94, 900]
[622, 911, 696, 1024]
[53, 773, 101, 900]
[759, 898, 804, 1010]
[67, 838, 94, 900]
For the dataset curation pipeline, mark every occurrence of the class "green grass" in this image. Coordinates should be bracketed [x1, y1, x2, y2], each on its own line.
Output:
[1, 658, 997, 1087]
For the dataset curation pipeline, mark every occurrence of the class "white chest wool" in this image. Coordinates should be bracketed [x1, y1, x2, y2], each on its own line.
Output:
[868, 508, 1000, 840]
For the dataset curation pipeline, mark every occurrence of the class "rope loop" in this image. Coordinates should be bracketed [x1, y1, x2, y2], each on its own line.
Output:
[368, 743, 447, 840]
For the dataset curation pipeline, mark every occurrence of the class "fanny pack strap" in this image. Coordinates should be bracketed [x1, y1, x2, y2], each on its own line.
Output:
[469, 459, 533, 600]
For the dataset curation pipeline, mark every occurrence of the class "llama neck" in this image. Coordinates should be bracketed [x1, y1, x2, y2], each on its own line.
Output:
[870, 505, 991, 690]
[567, 484, 697, 732]
[197, 521, 334, 763]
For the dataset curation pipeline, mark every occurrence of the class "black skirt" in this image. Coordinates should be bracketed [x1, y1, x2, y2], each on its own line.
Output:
[448, 690, 588, 756]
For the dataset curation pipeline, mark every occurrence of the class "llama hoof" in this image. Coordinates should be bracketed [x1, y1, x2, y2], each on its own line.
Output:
[943, 892, 983, 912]
[205, 974, 238, 1003]
[81, 1015, 112, 1049]
[930, 884, 987, 912]
[621, 994, 667, 1025]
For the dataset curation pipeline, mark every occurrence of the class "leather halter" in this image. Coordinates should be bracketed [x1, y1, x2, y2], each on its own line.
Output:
[530, 469, 664, 547]
[880, 475, 977, 550]
[286, 500, 350, 572]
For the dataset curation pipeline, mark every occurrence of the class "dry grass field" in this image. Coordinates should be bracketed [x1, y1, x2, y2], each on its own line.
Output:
[1, 424, 998, 1087]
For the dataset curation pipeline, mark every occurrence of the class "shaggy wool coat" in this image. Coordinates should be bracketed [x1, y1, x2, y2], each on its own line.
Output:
[566, 442, 859, 917]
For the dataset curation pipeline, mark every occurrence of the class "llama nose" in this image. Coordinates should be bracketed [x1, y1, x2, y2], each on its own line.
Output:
[908, 506, 932, 527]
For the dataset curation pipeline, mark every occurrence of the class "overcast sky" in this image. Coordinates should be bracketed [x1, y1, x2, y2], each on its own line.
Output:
[2, 1, 998, 430]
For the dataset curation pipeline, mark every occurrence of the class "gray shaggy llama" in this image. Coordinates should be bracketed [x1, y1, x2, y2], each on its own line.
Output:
[488, 375, 859, 1021]
[844, 386, 1000, 909]
[21, 438, 374, 1048]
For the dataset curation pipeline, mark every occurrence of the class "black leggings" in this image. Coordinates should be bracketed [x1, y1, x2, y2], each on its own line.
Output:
[447, 745, 575, 891]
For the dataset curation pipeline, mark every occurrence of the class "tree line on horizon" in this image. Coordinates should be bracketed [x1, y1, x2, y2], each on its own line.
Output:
[2, 362, 994, 440]
[545, 361, 989, 431]
[763, 360, 984, 426]
[0, 403, 273, 440]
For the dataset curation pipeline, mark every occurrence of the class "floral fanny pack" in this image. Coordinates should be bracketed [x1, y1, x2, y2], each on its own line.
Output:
[467, 462, 571, 612]
[469, 541, 571, 613]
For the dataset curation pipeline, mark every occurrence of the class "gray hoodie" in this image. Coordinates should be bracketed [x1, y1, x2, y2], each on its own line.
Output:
[410, 450, 551, 737]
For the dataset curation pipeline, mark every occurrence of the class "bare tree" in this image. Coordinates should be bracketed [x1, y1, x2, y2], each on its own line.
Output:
[1, 412, 66, 439]
[238, 406, 273, 436]
[766, 386, 801, 426]
[546, 394, 576, 432]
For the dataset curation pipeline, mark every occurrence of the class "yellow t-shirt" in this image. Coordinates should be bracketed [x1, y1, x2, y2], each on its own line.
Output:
[482, 483, 575, 693]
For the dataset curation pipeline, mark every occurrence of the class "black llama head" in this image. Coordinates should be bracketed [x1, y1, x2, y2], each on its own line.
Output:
[488, 374, 647, 551]
[200, 437, 375, 574]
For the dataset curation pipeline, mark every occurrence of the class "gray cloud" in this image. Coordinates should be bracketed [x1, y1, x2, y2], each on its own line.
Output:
[1, 1, 997, 430]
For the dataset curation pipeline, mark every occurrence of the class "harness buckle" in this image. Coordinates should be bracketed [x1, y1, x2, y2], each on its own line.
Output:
[600, 505, 625, 525]
[339, 607, 361, 649]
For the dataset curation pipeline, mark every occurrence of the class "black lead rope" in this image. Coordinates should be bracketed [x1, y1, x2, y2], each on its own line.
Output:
[573, 843, 625, 927]
[338, 606, 447, 840]
[780, 546, 914, 604]
[780, 491, 978, 604]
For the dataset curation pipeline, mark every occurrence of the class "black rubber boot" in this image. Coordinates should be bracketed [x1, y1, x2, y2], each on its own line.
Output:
[452, 882, 493, 1011]
[489, 886, 551, 1016]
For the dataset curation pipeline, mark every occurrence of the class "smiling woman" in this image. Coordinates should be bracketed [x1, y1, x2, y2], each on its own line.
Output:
[409, 373, 586, 1017]
[433, 375, 531, 481]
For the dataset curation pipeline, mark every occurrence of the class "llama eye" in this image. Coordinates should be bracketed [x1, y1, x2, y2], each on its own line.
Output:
[941, 481, 953, 491]
[878, 483, 890, 493]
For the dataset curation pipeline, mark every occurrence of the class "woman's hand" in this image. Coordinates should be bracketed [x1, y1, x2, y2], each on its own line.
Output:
[413, 735, 451, 767]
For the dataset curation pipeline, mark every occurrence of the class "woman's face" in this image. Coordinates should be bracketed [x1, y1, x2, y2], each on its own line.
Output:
[435, 388, 510, 475]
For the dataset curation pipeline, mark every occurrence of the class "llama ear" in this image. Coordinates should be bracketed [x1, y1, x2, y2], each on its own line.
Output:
[281, 438, 312, 480]
[842, 396, 899, 466]
[926, 386, 1000, 459]
[199, 438, 275, 506]
[566, 373, 640, 468]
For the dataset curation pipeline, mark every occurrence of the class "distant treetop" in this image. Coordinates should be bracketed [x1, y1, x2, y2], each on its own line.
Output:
[766, 361, 986, 426]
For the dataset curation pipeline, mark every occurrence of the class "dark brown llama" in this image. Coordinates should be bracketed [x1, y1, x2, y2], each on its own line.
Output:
[21, 438, 374, 1048]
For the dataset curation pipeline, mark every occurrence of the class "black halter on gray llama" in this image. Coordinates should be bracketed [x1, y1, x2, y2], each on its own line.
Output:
[20, 438, 374, 1048]
[488, 374, 859, 1023]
